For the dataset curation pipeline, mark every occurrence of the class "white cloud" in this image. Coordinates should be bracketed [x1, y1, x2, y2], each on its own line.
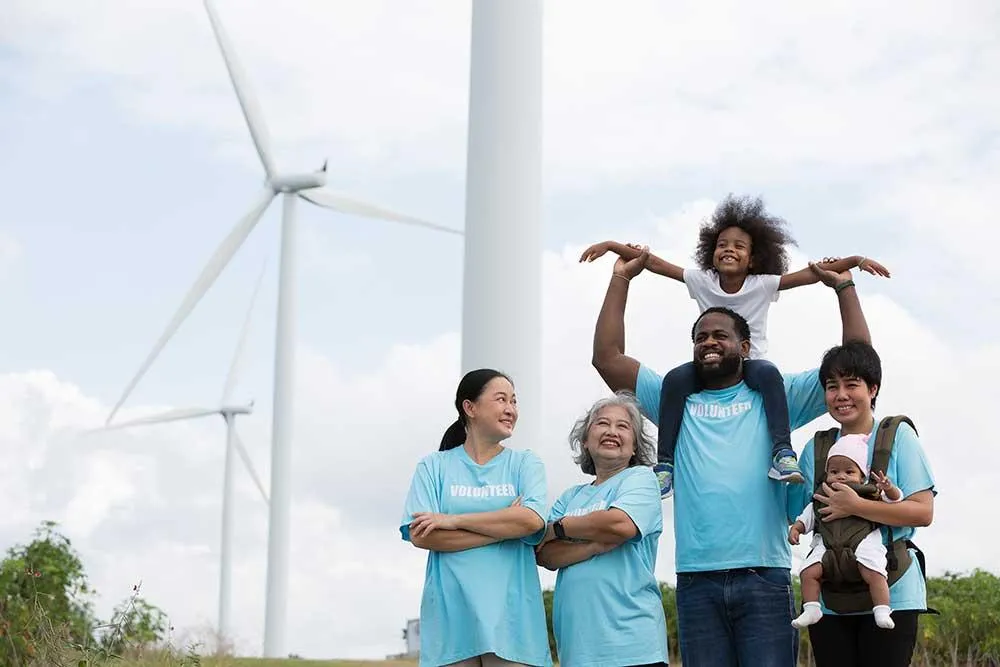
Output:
[1, 0, 470, 178]
[4, 0, 997, 188]
[4, 1, 996, 336]
[5, 0, 996, 351]
[62, 451, 141, 536]
[870, 155, 1000, 280]
[0, 231, 19, 268]
[0, 205, 989, 658]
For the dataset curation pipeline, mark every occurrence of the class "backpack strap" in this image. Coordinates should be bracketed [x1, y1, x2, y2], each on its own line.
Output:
[870, 415, 916, 478]
[905, 538, 939, 615]
[870, 416, 917, 576]
[813, 427, 840, 491]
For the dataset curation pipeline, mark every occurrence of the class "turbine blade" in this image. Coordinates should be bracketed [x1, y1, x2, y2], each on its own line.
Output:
[203, 0, 277, 178]
[106, 188, 275, 425]
[220, 260, 267, 404]
[233, 428, 269, 504]
[298, 188, 462, 236]
[93, 407, 220, 433]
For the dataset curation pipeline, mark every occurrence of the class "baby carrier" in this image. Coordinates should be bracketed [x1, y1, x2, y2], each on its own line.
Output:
[811, 415, 926, 614]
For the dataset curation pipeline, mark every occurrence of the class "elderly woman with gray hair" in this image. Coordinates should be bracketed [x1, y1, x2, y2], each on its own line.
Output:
[536, 392, 669, 667]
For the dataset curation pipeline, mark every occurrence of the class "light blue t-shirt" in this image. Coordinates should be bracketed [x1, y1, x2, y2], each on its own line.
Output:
[789, 420, 937, 613]
[549, 466, 668, 667]
[400, 446, 552, 667]
[636, 364, 826, 572]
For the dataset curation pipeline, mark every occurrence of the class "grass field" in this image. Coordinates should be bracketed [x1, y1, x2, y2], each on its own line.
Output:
[203, 662, 416, 667]
[119, 659, 418, 667]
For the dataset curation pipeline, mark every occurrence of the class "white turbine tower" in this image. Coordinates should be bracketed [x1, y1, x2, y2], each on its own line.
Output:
[106, 0, 461, 656]
[98, 267, 270, 645]
[462, 0, 543, 450]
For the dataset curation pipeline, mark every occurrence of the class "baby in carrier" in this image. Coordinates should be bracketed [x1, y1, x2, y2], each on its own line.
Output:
[788, 432, 901, 629]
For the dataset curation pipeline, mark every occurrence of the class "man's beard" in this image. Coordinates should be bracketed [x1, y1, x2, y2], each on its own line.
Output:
[694, 352, 743, 382]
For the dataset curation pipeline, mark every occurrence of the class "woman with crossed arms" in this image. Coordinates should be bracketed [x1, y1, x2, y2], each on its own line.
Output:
[537, 392, 669, 667]
[401, 369, 552, 667]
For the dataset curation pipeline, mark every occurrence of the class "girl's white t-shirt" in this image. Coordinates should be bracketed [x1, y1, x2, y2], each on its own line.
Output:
[683, 268, 781, 360]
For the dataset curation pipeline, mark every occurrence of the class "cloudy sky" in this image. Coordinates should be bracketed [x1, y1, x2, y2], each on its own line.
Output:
[1, 0, 998, 659]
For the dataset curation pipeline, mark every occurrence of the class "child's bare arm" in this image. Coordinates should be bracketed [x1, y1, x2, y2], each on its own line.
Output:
[788, 520, 807, 545]
[580, 241, 684, 282]
[779, 255, 891, 291]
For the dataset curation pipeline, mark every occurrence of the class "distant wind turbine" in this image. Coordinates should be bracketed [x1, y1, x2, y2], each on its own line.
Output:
[104, 0, 462, 656]
[96, 265, 269, 645]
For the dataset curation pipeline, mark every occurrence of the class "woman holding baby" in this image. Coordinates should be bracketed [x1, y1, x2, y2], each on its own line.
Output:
[788, 340, 937, 667]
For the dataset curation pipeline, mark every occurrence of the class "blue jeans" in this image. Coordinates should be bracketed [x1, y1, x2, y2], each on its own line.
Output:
[657, 359, 792, 464]
[675, 567, 798, 667]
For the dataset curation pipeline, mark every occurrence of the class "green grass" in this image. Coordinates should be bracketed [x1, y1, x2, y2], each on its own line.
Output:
[122, 659, 417, 667]
[203, 661, 417, 667]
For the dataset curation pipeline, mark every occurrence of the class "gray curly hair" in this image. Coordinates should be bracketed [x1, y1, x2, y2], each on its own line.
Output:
[569, 391, 656, 476]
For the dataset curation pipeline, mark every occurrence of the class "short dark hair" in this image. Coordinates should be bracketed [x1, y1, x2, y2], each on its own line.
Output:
[691, 307, 751, 343]
[819, 341, 882, 408]
[694, 194, 797, 275]
[439, 368, 513, 451]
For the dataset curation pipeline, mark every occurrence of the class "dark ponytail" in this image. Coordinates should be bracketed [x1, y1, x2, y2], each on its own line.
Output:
[439, 419, 466, 451]
[438, 368, 513, 451]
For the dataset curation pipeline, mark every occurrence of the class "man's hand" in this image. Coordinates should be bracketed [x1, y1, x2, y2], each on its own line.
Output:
[808, 262, 853, 289]
[814, 482, 862, 521]
[409, 512, 459, 537]
[615, 245, 650, 280]
[579, 242, 611, 263]
[623, 242, 656, 269]
[788, 522, 805, 545]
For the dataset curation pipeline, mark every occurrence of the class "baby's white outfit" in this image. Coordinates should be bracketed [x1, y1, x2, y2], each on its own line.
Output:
[793, 433, 900, 630]
[797, 432, 901, 578]
[796, 499, 895, 577]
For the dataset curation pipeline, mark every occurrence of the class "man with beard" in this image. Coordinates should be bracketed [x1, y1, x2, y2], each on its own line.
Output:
[590, 247, 871, 667]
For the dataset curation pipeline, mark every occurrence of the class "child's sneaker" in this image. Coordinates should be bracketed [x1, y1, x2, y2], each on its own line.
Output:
[653, 462, 674, 499]
[768, 449, 804, 484]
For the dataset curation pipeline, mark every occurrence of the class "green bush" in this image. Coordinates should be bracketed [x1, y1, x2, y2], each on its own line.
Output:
[912, 569, 1000, 667]
[0, 521, 171, 666]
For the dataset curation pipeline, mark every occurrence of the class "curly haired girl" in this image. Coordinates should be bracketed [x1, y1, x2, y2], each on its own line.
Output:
[580, 194, 890, 499]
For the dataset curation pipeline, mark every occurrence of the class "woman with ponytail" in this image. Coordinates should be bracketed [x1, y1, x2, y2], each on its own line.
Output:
[400, 369, 551, 667]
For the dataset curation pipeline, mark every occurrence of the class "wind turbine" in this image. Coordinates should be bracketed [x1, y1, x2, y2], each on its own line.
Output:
[462, 0, 543, 454]
[98, 266, 270, 646]
[105, 0, 462, 656]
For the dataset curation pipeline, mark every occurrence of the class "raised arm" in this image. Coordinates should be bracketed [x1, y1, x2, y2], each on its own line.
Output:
[591, 249, 650, 392]
[806, 263, 871, 345]
[779, 255, 891, 291]
[835, 275, 871, 345]
[580, 241, 684, 282]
